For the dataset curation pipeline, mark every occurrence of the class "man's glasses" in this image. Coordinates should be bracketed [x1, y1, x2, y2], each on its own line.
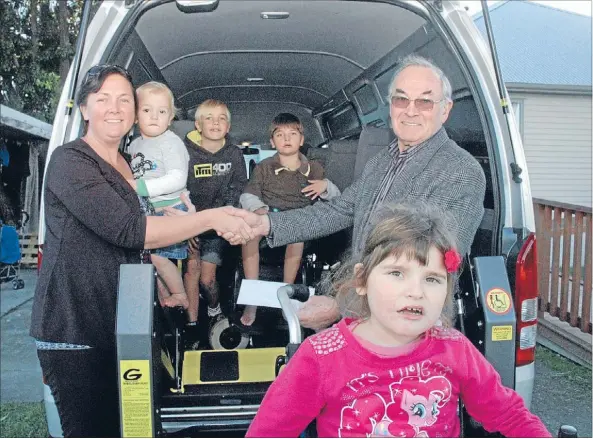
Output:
[391, 96, 445, 111]
[83, 64, 133, 83]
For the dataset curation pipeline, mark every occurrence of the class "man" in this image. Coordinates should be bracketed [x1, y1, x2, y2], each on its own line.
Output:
[228, 54, 486, 330]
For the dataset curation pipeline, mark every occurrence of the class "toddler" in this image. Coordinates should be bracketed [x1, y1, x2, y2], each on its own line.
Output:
[128, 81, 190, 309]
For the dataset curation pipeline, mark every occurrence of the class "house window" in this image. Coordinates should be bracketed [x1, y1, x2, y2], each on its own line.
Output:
[511, 100, 524, 140]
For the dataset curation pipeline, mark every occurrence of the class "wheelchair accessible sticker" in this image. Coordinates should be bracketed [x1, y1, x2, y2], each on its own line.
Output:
[119, 360, 153, 437]
[485, 288, 512, 315]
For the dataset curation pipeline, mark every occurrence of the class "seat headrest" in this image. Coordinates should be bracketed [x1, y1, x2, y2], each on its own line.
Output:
[170, 120, 196, 140]
[358, 126, 395, 148]
[327, 138, 358, 154]
[354, 126, 395, 179]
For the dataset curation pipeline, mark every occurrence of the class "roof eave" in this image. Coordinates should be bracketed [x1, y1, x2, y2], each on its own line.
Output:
[0, 104, 53, 140]
[506, 82, 592, 96]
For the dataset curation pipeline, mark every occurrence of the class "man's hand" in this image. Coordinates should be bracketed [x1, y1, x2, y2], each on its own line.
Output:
[220, 207, 271, 243]
[302, 179, 328, 200]
[297, 295, 341, 331]
[210, 206, 257, 245]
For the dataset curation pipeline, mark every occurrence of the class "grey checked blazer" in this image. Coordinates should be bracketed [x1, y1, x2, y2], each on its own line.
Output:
[268, 128, 486, 257]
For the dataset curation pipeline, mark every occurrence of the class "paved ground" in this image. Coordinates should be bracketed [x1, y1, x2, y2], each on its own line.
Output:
[1, 269, 43, 403]
[1, 270, 592, 437]
[532, 349, 592, 437]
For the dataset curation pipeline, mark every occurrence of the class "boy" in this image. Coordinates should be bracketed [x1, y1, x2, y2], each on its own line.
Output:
[184, 99, 248, 334]
[239, 113, 340, 326]
[128, 81, 189, 310]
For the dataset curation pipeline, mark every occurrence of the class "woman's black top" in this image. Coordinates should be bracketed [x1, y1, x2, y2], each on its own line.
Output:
[30, 139, 147, 350]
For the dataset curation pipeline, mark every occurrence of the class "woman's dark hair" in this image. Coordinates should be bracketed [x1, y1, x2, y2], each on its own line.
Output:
[76, 65, 135, 134]
[76, 64, 134, 107]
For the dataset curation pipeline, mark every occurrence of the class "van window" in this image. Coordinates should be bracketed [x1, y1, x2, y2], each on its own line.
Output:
[353, 84, 379, 115]
[323, 104, 361, 139]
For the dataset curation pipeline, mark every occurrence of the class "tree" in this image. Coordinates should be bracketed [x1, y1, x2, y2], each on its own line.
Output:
[0, 0, 99, 123]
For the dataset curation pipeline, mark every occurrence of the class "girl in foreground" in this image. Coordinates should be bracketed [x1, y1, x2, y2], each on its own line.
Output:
[246, 203, 550, 438]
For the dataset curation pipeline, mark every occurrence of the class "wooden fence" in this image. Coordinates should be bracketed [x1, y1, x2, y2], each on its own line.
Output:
[18, 232, 39, 267]
[534, 198, 592, 334]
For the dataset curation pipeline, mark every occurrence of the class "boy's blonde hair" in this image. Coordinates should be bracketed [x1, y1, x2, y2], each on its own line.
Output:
[135, 81, 178, 118]
[330, 203, 459, 327]
[268, 113, 304, 138]
[194, 99, 231, 124]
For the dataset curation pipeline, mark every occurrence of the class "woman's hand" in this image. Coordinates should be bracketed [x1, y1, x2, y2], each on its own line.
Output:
[211, 206, 258, 245]
[215, 207, 270, 245]
[302, 179, 328, 200]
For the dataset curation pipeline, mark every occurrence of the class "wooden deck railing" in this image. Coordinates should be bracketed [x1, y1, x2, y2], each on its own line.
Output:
[534, 198, 592, 334]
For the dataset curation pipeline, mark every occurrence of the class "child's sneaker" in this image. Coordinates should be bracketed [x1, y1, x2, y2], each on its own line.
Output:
[207, 303, 222, 318]
[207, 304, 223, 330]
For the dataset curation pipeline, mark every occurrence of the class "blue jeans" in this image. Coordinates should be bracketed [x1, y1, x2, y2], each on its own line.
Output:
[153, 203, 189, 259]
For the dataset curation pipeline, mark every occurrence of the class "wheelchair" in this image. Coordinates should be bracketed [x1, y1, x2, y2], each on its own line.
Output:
[206, 236, 324, 351]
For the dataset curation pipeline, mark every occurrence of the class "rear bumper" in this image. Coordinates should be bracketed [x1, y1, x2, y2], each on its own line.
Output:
[514, 362, 535, 408]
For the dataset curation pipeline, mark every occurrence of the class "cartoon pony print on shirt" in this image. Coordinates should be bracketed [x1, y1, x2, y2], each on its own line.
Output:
[338, 375, 453, 438]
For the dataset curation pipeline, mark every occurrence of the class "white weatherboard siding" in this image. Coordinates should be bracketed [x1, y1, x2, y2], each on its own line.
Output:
[511, 92, 592, 207]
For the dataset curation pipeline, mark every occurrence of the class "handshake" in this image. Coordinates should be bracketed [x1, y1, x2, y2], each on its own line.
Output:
[212, 206, 271, 246]
[164, 192, 270, 246]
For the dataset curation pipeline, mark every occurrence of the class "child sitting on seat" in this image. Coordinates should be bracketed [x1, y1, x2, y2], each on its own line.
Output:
[239, 113, 340, 326]
[128, 81, 190, 309]
[246, 203, 551, 438]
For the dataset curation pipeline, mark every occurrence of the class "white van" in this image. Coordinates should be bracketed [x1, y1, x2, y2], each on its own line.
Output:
[40, 1, 540, 436]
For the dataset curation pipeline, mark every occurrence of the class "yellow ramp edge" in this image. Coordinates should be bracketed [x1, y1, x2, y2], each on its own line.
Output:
[182, 347, 286, 385]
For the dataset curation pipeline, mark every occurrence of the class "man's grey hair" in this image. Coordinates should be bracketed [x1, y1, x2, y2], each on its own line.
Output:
[387, 54, 453, 105]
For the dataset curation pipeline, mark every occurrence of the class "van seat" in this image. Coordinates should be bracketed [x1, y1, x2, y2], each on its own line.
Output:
[322, 139, 358, 192]
[354, 126, 394, 179]
[170, 120, 196, 140]
[306, 146, 329, 168]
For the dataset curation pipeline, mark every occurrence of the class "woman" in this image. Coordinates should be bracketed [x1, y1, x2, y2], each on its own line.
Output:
[29, 65, 255, 437]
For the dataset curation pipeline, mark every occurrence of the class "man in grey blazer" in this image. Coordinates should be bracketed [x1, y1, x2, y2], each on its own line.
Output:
[229, 54, 486, 330]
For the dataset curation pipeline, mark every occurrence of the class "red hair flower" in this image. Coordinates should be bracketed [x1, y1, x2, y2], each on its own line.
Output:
[444, 249, 462, 273]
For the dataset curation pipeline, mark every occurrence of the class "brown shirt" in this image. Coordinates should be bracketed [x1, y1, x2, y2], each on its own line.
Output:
[244, 153, 324, 211]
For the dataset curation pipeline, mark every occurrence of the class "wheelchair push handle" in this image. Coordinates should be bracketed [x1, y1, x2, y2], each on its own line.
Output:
[277, 284, 309, 346]
[285, 284, 310, 302]
[558, 425, 577, 438]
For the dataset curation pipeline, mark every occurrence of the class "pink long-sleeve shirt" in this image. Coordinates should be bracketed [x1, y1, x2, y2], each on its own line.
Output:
[246, 318, 550, 438]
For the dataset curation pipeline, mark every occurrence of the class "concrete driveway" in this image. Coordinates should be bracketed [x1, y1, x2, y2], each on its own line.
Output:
[1, 269, 43, 403]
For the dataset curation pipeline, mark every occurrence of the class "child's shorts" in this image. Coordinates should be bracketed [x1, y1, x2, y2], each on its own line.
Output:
[153, 203, 189, 260]
[198, 234, 227, 266]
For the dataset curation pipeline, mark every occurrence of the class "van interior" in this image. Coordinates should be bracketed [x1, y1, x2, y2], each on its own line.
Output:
[99, 0, 503, 435]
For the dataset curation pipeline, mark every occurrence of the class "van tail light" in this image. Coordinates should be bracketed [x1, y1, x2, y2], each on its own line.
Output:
[514, 232, 538, 367]
[37, 244, 44, 273]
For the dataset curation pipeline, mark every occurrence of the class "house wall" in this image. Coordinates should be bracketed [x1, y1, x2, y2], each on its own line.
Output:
[510, 91, 592, 207]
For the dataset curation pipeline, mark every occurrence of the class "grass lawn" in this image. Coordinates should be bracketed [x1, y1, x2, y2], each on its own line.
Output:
[0, 402, 48, 438]
[536, 344, 592, 385]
